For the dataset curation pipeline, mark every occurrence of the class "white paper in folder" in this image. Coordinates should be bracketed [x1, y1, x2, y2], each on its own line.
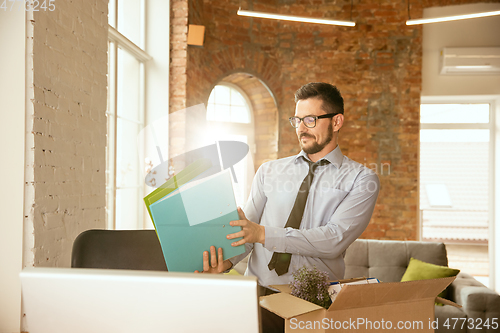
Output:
[328, 277, 380, 302]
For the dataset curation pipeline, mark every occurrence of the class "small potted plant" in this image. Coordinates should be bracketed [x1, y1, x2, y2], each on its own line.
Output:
[290, 266, 332, 309]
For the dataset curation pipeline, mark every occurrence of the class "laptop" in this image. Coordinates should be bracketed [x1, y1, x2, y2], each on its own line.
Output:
[21, 267, 261, 333]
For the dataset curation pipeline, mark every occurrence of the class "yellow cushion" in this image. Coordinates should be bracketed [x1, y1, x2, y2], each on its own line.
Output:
[401, 257, 460, 305]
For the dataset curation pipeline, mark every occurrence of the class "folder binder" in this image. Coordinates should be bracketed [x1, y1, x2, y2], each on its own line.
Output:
[149, 170, 245, 272]
[144, 158, 212, 226]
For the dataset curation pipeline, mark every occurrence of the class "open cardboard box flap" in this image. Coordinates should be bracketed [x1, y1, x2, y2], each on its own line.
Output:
[260, 293, 324, 319]
[270, 284, 292, 294]
[260, 276, 458, 318]
[328, 276, 456, 311]
[268, 277, 377, 296]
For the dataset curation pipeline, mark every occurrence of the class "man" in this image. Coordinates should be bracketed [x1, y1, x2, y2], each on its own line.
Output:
[196, 82, 379, 331]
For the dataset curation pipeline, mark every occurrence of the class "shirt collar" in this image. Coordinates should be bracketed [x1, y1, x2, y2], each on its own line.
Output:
[294, 145, 344, 169]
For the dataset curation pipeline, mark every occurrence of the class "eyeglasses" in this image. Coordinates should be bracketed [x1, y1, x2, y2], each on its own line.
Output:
[289, 113, 338, 128]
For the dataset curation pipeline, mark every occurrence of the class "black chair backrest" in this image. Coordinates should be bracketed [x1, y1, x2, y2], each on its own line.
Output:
[71, 229, 168, 271]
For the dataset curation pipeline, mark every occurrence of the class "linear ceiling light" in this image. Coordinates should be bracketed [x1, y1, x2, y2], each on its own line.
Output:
[406, 9, 500, 25]
[237, 9, 356, 27]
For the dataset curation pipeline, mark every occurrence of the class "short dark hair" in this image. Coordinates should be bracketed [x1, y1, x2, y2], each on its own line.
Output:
[294, 82, 344, 115]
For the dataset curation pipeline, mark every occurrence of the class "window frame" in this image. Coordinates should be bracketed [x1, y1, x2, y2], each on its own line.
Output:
[420, 94, 499, 290]
[106, 1, 151, 230]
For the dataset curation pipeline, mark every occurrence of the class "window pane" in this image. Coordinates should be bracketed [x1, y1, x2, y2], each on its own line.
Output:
[214, 85, 230, 104]
[105, 113, 115, 187]
[425, 184, 452, 207]
[116, 118, 140, 188]
[420, 104, 489, 123]
[115, 188, 140, 230]
[231, 91, 247, 107]
[106, 188, 114, 229]
[117, 0, 143, 48]
[214, 104, 230, 122]
[205, 85, 254, 207]
[230, 106, 250, 123]
[207, 92, 215, 104]
[420, 129, 489, 142]
[117, 49, 141, 122]
[420, 128, 489, 280]
[420, 138, 489, 232]
[207, 85, 251, 124]
[206, 104, 215, 121]
[108, 0, 116, 28]
[213, 134, 247, 208]
[230, 135, 247, 207]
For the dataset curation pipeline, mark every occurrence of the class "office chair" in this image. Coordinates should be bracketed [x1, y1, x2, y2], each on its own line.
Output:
[71, 229, 168, 271]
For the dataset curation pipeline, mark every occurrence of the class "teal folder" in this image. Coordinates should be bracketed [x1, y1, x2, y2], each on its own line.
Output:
[149, 170, 245, 272]
[144, 158, 212, 226]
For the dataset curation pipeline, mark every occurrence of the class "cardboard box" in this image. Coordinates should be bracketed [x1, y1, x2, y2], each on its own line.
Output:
[259, 276, 458, 333]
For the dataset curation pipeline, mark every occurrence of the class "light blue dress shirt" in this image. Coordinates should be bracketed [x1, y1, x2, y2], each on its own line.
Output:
[229, 146, 380, 288]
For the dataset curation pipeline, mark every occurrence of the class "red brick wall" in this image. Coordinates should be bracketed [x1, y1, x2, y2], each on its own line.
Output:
[169, 0, 188, 159]
[171, 0, 497, 240]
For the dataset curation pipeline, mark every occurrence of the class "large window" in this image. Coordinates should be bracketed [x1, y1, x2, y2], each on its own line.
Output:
[420, 101, 493, 286]
[106, 0, 161, 230]
[107, 0, 169, 230]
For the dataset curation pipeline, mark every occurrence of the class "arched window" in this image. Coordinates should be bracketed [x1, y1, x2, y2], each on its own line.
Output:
[207, 85, 251, 123]
[206, 83, 255, 207]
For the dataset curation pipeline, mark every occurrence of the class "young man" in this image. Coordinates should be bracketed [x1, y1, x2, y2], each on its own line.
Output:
[196, 82, 380, 331]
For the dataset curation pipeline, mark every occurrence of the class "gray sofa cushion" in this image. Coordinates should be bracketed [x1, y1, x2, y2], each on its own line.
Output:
[460, 286, 500, 328]
[435, 305, 467, 333]
[451, 272, 486, 303]
[344, 239, 448, 282]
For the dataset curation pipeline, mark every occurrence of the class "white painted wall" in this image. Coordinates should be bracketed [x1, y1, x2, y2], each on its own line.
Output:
[21, 1, 108, 330]
[24, 0, 108, 270]
[421, 3, 500, 96]
[0, 8, 25, 333]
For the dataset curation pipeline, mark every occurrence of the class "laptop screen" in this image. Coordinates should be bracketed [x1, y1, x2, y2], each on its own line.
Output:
[21, 267, 260, 333]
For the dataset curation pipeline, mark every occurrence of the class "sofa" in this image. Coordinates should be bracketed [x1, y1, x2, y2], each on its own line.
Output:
[344, 239, 500, 333]
[234, 239, 499, 332]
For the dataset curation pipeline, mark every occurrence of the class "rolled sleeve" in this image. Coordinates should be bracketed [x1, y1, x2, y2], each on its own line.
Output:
[282, 170, 380, 259]
[228, 243, 253, 268]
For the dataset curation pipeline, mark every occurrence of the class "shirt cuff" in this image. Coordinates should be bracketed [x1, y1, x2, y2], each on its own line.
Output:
[223, 263, 233, 274]
[263, 226, 286, 253]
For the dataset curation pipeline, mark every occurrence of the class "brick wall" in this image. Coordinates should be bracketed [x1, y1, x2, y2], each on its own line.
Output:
[25, 0, 108, 267]
[170, 0, 188, 159]
[172, 0, 498, 240]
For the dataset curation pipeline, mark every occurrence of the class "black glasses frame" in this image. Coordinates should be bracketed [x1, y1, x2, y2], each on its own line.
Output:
[289, 113, 338, 128]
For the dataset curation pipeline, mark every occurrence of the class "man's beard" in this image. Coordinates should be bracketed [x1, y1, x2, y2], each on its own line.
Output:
[299, 123, 334, 155]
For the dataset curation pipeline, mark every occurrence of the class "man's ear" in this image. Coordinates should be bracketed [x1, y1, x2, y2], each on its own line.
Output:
[333, 114, 344, 132]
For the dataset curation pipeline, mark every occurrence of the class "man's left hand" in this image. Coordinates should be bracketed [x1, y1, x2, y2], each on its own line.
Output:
[194, 246, 232, 274]
[227, 207, 265, 246]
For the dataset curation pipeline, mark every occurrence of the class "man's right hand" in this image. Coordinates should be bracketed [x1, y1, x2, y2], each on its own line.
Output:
[194, 245, 233, 274]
